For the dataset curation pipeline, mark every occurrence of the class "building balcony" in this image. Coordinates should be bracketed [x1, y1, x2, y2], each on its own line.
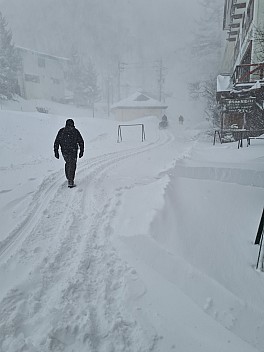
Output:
[232, 2, 246, 10]
[230, 23, 240, 28]
[232, 63, 264, 84]
[231, 13, 243, 20]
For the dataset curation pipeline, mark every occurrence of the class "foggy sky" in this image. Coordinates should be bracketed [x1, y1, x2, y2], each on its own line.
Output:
[0, 0, 202, 63]
[0, 0, 223, 108]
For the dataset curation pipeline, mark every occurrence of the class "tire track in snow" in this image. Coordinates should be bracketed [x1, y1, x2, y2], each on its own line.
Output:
[0, 173, 69, 259]
[0, 128, 170, 261]
[0, 128, 174, 351]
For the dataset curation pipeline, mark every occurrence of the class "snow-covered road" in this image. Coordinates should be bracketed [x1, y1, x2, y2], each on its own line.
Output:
[0, 115, 180, 351]
[1, 109, 264, 351]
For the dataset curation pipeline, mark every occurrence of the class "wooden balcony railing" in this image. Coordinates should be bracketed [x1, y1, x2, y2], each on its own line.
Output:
[232, 63, 264, 84]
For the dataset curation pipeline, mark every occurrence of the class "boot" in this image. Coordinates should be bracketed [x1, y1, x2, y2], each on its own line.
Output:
[68, 180, 75, 188]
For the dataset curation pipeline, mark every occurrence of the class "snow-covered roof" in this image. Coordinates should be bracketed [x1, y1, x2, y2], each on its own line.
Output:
[217, 75, 232, 92]
[111, 91, 168, 109]
[15, 46, 70, 62]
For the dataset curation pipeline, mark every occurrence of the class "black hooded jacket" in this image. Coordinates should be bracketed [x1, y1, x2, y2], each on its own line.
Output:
[54, 119, 84, 155]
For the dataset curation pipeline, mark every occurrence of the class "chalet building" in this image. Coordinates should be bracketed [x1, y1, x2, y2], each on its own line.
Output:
[217, 0, 264, 130]
[15, 46, 70, 102]
[111, 91, 168, 121]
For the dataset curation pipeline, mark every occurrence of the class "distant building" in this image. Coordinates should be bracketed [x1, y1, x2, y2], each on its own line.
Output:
[217, 0, 264, 130]
[111, 91, 168, 121]
[15, 46, 70, 102]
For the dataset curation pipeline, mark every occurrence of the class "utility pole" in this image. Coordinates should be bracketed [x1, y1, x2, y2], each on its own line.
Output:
[107, 78, 110, 117]
[106, 76, 113, 117]
[159, 58, 163, 102]
[117, 61, 126, 101]
[156, 58, 166, 102]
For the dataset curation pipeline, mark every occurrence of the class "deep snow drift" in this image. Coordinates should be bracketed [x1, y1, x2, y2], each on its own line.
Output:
[0, 100, 264, 352]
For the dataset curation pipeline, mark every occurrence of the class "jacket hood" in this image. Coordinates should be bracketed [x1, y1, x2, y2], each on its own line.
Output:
[66, 119, 75, 127]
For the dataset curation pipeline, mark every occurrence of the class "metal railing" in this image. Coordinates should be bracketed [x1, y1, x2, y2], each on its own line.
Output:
[232, 63, 264, 84]
[213, 129, 264, 148]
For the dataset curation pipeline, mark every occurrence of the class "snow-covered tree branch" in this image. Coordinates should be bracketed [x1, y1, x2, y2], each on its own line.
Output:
[0, 11, 20, 101]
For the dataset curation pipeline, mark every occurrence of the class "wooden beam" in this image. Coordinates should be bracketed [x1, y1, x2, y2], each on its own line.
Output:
[232, 13, 243, 19]
[228, 30, 239, 36]
[230, 23, 240, 28]
[233, 3, 246, 9]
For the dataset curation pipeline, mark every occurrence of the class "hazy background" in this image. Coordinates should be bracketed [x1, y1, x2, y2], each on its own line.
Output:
[0, 0, 224, 119]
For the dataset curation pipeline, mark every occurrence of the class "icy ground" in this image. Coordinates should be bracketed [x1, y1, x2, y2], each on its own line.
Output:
[0, 102, 264, 352]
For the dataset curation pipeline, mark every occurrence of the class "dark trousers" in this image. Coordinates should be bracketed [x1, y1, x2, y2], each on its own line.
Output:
[62, 152, 77, 181]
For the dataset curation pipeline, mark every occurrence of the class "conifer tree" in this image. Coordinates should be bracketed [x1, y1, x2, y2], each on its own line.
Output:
[0, 11, 20, 100]
[68, 48, 84, 106]
[68, 48, 100, 108]
[85, 57, 100, 108]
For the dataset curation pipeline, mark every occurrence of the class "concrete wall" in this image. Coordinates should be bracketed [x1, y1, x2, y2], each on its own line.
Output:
[220, 41, 236, 73]
[256, 0, 264, 28]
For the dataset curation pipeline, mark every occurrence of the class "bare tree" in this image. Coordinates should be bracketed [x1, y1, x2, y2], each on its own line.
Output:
[191, 0, 223, 77]
[253, 26, 264, 62]
[188, 0, 223, 126]
[189, 77, 220, 126]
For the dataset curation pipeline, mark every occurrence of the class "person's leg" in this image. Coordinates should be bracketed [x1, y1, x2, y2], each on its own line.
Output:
[62, 153, 77, 183]
[63, 153, 77, 184]
[68, 156, 77, 184]
[62, 154, 70, 181]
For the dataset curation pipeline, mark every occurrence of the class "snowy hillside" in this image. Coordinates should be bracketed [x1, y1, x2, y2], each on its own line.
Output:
[0, 101, 264, 352]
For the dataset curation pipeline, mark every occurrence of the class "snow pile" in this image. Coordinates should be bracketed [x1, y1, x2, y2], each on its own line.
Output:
[0, 99, 264, 351]
[217, 74, 231, 92]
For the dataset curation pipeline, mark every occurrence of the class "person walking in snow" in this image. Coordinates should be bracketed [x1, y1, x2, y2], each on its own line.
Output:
[179, 115, 184, 125]
[54, 118, 84, 188]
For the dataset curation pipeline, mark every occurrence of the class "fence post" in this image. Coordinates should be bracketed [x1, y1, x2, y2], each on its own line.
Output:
[142, 124, 146, 142]
[255, 209, 264, 270]
[117, 125, 122, 143]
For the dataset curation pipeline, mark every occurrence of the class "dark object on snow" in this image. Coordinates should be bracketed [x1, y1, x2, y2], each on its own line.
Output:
[54, 119, 84, 186]
[179, 115, 184, 124]
[159, 114, 168, 129]
[36, 106, 49, 113]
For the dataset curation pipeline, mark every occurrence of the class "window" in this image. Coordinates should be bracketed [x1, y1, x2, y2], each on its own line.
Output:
[51, 77, 60, 84]
[245, 0, 254, 34]
[248, 0, 254, 24]
[38, 57, 45, 68]
[234, 34, 241, 63]
[24, 74, 40, 83]
[241, 12, 246, 43]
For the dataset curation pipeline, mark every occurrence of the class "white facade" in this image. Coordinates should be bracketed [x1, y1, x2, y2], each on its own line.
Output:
[222, 0, 264, 72]
[16, 46, 69, 102]
[218, 0, 264, 130]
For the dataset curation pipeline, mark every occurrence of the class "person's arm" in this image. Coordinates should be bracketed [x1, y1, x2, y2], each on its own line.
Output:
[77, 130, 84, 157]
[54, 129, 63, 158]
